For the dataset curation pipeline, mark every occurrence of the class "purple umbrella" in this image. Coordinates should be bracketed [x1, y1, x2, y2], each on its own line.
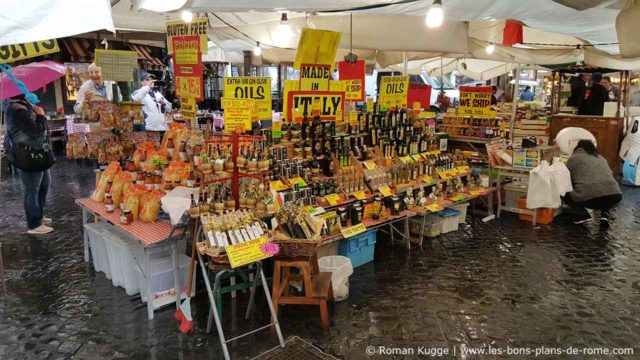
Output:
[0, 60, 66, 100]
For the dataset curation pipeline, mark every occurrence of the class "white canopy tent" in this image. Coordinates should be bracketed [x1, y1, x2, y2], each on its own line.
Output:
[0, 0, 115, 47]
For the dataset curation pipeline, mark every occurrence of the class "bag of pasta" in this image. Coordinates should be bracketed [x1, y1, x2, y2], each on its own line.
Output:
[90, 161, 121, 202]
[111, 171, 133, 208]
[139, 190, 163, 222]
[123, 185, 147, 220]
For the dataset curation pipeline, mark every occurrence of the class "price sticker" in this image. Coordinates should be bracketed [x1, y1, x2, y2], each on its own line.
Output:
[438, 170, 452, 180]
[352, 191, 368, 200]
[422, 175, 437, 185]
[349, 111, 358, 127]
[400, 156, 413, 164]
[413, 102, 421, 111]
[363, 160, 378, 170]
[270, 180, 289, 191]
[378, 185, 393, 197]
[325, 193, 342, 206]
[341, 223, 367, 238]
[426, 203, 444, 212]
[367, 98, 374, 112]
[449, 194, 467, 202]
[288, 176, 307, 187]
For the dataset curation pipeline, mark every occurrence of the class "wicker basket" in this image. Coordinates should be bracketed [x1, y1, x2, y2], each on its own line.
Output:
[269, 231, 321, 259]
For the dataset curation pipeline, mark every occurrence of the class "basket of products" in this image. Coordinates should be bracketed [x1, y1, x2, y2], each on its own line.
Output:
[269, 203, 325, 259]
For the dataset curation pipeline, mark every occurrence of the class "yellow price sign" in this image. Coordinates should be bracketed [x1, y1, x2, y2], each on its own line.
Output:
[450, 168, 460, 176]
[438, 170, 453, 180]
[181, 97, 197, 124]
[422, 175, 437, 185]
[378, 185, 393, 197]
[221, 98, 252, 131]
[282, 80, 299, 121]
[349, 112, 358, 127]
[363, 161, 377, 170]
[413, 102, 421, 111]
[457, 166, 471, 174]
[224, 77, 272, 119]
[419, 111, 437, 119]
[176, 76, 203, 100]
[0, 39, 59, 64]
[341, 223, 367, 239]
[400, 156, 413, 164]
[270, 180, 289, 191]
[226, 237, 274, 268]
[272, 121, 282, 138]
[166, 17, 209, 53]
[379, 76, 408, 109]
[426, 203, 444, 212]
[294, 28, 342, 71]
[469, 189, 489, 196]
[288, 176, 307, 187]
[366, 98, 374, 112]
[325, 193, 342, 206]
[352, 191, 368, 200]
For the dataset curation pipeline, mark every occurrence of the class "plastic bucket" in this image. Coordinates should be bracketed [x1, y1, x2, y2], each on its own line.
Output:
[318, 255, 353, 302]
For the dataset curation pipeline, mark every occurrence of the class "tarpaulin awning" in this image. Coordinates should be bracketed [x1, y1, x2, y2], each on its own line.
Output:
[0, 0, 114, 47]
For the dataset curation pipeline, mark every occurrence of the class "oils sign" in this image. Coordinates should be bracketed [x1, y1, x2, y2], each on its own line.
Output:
[378, 75, 409, 109]
[0, 39, 59, 64]
[223, 77, 272, 119]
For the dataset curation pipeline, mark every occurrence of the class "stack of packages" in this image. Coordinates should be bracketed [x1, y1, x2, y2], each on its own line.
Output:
[512, 103, 550, 147]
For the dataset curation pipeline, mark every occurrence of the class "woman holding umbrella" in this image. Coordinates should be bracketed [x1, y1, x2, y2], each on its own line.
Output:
[5, 94, 53, 234]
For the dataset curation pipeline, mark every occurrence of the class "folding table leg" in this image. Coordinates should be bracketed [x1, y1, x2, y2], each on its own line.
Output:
[82, 209, 89, 263]
[171, 241, 181, 311]
[404, 217, 410, 249]
[206, 270, 227, 334]
[245, 261, 261, 320]
[259, 267, 285, 348]
[144, 248, 154, 320]
[197, 251, 230, 360]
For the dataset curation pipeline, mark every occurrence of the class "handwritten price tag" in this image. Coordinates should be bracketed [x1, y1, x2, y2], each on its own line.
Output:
[378, 185, 393, 197]
[438, 170, 452, 180]
[226, 237, 273, 268]
[288, 176, 307, 187]
[270, 180, 289, 191]
[400, 156, 413, 164]
[341, 223, 367, 238]
[352, 191, 368, 200]
[426, 203, 444, 212]
[422, 175, 437, 185]
[449, 194, 467, 202]
[363, 161, 378, 170]
[325, 193, 342, 206]
[469, 189, 488, 196]
[457, 166, 471, 174]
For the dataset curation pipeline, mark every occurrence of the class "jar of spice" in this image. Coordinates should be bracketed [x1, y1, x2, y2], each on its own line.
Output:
[120, 209, 133, 224]
[105, 193, 115, 213]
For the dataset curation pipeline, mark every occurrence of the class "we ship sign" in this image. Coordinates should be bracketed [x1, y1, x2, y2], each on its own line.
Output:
[458, 86, 494, 117]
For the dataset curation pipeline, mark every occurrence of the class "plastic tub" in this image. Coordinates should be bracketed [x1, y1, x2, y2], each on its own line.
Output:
[84, 222, 111, 279]
[410, 214, 443, 237]
[517, 197, 560, 224]
[449, 203, 470, 224]
[437, 208, 461, 234]
[102, 229, 140, 296]
[318, 256, 353, 302]
[338, 229, 378, 268]
[134, 254, 194, 304]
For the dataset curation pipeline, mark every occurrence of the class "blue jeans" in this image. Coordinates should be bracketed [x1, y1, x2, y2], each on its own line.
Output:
[20, 169, 51, 229]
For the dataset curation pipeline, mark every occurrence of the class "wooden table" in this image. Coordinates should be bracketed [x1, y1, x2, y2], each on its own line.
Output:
[76, 198, 186, 320]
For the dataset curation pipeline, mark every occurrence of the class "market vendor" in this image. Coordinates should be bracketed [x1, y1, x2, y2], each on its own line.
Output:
[567, 73, 590, 108]
[578, 73, 608, 116]
[601, 76, 620, 102]
[73, 63, 122, 114]
[130, 72, 172, 132]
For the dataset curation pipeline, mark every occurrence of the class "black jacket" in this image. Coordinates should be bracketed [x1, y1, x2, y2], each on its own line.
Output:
[578, 84, 609, 116]
[567, 76, 586, 107]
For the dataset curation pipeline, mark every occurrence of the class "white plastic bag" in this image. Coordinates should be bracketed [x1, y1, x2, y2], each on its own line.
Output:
[526, 161, 561, 209]
[550, 158, 573, 197]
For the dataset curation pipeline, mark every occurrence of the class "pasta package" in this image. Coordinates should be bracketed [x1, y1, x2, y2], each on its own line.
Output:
[111, 172, 134, 207]
[123, 185, 148, 220]
[139, 190, 163, 222]
[90, 161, 121, 202]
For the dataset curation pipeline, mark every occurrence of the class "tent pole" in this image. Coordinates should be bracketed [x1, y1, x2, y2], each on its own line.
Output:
[509, 63, 521, 144]
[403, 52, 408, 75]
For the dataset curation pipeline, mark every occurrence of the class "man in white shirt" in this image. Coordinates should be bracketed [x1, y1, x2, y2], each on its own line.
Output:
[73, 63, 122, 114]
[130, 73, 172, 131]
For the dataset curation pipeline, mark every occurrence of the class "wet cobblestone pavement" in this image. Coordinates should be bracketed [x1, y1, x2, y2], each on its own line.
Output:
[1, 159, 640, 359]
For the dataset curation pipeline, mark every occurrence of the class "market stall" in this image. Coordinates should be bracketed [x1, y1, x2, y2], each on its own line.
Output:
[548, 66, 631, 173]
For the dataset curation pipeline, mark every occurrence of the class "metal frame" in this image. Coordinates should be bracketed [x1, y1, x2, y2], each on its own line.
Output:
[196, 252, 285, 360]
[495, 166, 537, 226]
[79, 206, 187, 320]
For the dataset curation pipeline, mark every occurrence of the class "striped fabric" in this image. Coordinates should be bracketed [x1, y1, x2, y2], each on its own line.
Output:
[62, 38, 93, 62]
[129, 43, 165, 71]
[76, 198, 174, 246]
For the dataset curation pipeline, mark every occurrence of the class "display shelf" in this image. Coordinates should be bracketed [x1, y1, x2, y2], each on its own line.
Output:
[408, 187, 496, 215]
[448, 135, 504, 144]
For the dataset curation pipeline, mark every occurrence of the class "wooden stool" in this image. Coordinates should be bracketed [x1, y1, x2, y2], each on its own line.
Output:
[271, 257, 334, 331]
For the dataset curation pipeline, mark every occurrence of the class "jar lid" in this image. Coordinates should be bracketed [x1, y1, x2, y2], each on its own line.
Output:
[123, 209, 131, 214]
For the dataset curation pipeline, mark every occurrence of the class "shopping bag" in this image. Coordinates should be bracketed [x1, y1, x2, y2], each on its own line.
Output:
[550, 158, 573, 196]
[622, 159, 640, 186]
[526, 161, 561, 209]
[620, 117, 640, 163]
